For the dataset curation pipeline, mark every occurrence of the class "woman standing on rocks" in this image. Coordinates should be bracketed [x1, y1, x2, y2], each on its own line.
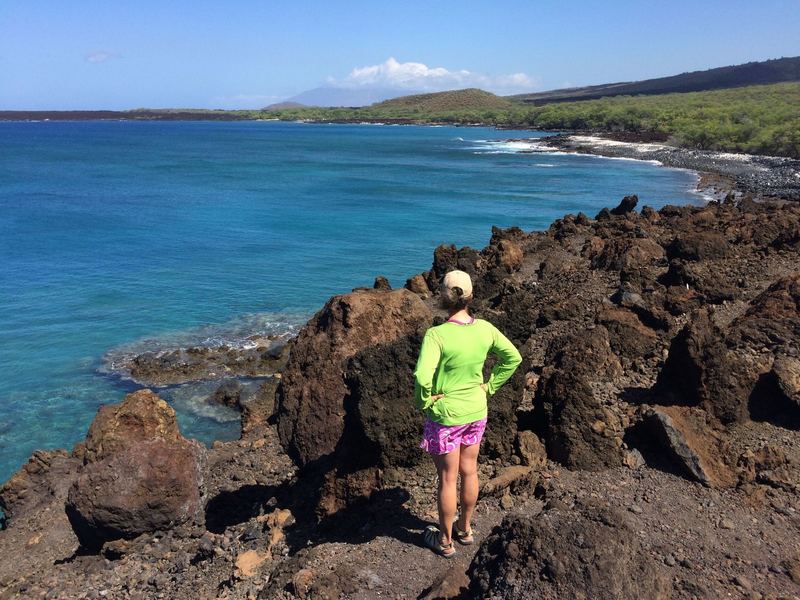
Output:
[414, 270, 522, 558]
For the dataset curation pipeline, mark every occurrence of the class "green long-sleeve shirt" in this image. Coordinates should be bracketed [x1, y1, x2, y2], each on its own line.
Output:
[413, 318, 523, 425]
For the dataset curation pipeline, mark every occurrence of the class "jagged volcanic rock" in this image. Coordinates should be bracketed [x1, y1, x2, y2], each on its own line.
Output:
[275, 288, 433, 468]
[468, 501, 670, 599]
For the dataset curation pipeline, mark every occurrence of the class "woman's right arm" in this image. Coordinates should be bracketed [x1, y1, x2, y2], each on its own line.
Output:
[485, 326, 522, 396]
[413, 330, 441, 411]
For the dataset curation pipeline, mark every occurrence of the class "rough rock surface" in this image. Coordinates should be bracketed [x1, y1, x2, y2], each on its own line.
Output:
[77, 388, 182, 463]
[468, 501, 670, 599]
[275, 288, 432, 468]
[536, 327, 626, 470]
[65, 437, 205, 551]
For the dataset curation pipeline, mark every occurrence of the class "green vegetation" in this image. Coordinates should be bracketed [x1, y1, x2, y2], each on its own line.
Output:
[371, 88, 513, 111]
[265, 82, 800, 158]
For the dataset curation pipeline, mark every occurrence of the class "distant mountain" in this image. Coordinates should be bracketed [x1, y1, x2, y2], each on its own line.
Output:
[511, 56, 800, 105]
[263, 101, 307, 110]
[371, 88, 513, 111]
[284, 86, 421, 108]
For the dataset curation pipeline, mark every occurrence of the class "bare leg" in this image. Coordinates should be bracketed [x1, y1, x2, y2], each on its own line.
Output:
[432, 447, 461, 545]
[457, 442, 480, 533]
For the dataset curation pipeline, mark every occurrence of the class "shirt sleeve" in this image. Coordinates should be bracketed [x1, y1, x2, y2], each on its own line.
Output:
[486, 325, 523, 396]
[413, 329, 442, 411]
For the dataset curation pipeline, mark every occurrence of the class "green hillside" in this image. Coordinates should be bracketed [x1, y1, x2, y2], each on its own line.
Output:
[372, 88, 513, 111]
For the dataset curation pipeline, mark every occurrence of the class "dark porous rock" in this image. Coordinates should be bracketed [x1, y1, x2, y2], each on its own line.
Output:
[78, 389, 182, 464]
[655, 310, 751, 423]
[595, 207, 612, 221]
[537, 297, 583, 327]
[118, 337, 290, 387]
[538, 369, 624, 470]
[210, 378, 243, 409]
[750, 355, 800, 428]
[276, 289, 432, 468]
[65, 438, 205, 552]
[666, 231, 729, 261]
[658, 275, 800, 425]
[468, 501, 670, 599]
[728, 273, 800, 351]
[545, 325, 623, 381]
[659, 260, 736, 304]
[609, 194, 638, 215]
[482, 368, 525, 461]
[405, 273, 430, 297]
[537, 327, 625, 469]
[343, 334, 427, 469]
[663, 284, 704, 316]
[640, 405, 735, 487]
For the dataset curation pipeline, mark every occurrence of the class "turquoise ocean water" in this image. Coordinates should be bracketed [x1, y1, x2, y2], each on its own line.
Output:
[0, 121, 703, 483]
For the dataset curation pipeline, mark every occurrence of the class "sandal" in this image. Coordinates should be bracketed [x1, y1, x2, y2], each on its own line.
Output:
[423, 525, 456, 559]
[453, 520, 474, 545]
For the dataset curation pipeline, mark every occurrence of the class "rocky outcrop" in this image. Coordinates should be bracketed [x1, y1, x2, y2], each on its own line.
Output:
[65, 390, 206, 551]
[468, 501, 670, 599]
[107, 337, 289, 386]
[536, 327, 626, 470]
[657, 275, 800, 425]
[276, 288, 432, 468]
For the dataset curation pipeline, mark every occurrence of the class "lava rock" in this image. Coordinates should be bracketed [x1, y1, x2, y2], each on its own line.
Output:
[468, 501, 670, 599]
[77, 389, 182, 464]
[65, 438, 205, 552]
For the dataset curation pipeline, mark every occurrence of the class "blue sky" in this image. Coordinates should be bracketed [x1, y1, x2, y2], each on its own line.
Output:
[1, 0, 798, 109]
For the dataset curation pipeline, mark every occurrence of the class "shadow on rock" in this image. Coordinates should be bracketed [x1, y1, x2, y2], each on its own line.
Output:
[283, 486, 431, 553]
[204, 482, 290, 534]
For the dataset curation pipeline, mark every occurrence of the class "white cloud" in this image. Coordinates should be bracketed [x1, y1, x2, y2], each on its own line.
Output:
[331, 57, 537, 94]
[85, 51, 119, 64]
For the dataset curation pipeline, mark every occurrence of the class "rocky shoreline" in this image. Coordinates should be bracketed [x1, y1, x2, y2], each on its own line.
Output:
[528, 133, 800, 202]
[1, 194, 799, 599]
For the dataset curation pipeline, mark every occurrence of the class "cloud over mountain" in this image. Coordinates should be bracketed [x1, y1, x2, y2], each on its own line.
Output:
[333, 57, 536, 94]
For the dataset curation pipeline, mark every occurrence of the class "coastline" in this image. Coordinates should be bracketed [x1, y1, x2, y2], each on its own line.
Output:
[1, 192, 799, 597]
[525, 133, 800, 202]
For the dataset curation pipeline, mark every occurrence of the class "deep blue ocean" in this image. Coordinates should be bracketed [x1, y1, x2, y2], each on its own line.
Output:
[0, 121, 704, 483]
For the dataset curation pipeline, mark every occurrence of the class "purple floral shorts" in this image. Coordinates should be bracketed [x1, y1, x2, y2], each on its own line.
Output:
[419, 418, 488, 455]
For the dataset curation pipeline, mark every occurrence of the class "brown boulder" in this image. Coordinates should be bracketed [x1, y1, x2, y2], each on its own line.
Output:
[515, 430, 547, 468]
[65, 438, 204, 551]
[78, 389, 181, 464]
[275, 289, 432, 467]
[468, 501, 670, 599]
